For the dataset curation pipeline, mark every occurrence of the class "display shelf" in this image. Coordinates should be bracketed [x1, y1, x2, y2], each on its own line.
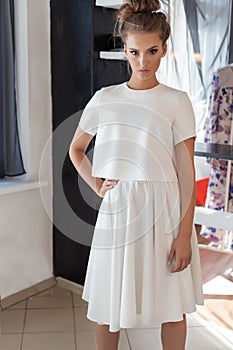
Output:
[99, 50, 126, 60]
[194, 142, 233, 160]
[197, 243, 233, 254]
[96, 0, 123, 10]
[194, 205, 233, 253]
[194, 142, 233, 253]
[194, 206, 233, 231]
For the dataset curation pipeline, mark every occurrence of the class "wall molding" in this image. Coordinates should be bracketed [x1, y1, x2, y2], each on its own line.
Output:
[56, 277, 83, 296]
[1, 277, 56, 310]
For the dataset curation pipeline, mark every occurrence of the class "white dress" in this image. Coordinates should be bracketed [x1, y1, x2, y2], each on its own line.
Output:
[78, 82, 204, 332]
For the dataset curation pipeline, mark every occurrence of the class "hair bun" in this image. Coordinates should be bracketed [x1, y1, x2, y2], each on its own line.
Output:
[154, 10, 167, 21]
[130, 0, 160, 12]
[118, 0, 161, 21]
[114, 0, 170, 45]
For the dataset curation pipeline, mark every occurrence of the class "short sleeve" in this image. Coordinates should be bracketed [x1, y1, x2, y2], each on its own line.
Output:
[173, 91, 196, 146]
[78, 89, 102, 136]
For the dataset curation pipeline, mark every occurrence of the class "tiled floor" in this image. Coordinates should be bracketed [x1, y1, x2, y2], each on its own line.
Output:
[1, 284, 233, 350]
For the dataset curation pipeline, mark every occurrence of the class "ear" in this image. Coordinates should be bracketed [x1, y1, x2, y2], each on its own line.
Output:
[162, 43, 167, 57]
[124, 44, 128, 59]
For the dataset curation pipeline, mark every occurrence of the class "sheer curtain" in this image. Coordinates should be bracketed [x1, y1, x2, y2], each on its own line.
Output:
[159, 0, 232, 134]
[0, 0, 25, 178]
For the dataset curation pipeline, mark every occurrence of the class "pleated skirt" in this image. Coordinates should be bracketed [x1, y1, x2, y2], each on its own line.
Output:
[82, 179, 204, 332]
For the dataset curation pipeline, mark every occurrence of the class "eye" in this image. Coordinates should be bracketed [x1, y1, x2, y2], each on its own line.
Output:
[130, 50, 139, 56]
[149, 49, 158, 54]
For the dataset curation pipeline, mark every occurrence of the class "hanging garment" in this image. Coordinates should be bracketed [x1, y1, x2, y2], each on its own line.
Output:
[202, 66, 233, 247]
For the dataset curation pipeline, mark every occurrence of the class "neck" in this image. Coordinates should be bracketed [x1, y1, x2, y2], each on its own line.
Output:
[127, 77, 160, 90]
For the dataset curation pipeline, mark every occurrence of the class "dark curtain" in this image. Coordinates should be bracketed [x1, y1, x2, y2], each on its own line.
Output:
[0, 0, 25, 178]
[229, 2, 233, 63]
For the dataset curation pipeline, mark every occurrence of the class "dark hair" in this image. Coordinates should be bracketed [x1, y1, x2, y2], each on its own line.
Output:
[114, 0, 170, 45]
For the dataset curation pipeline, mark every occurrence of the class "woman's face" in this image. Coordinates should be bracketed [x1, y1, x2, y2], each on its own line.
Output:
[124, 31, 167, 83]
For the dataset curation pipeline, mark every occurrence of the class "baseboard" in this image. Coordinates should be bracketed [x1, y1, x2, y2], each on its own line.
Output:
[56, 276, 83, 295]
[1, 277, 56, 310]
[1, 276, 84, 310]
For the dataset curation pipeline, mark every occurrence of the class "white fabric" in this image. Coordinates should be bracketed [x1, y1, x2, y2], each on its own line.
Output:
[78, 82, 196, 181]
[78, 82, 204, 332]
[82, 180, 204, 332]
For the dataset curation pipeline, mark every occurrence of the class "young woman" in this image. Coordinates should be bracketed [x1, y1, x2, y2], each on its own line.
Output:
[69, 1, 204, 349]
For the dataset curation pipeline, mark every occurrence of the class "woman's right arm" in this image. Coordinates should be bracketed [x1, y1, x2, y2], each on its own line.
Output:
[69, 126, 103, 195]
[69, 126, 118, 197]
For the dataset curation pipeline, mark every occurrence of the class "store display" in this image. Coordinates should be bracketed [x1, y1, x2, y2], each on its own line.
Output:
[202, 65, 233, 250]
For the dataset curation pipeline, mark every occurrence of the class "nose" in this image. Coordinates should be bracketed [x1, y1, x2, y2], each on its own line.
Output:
[139, 53, 148, 67]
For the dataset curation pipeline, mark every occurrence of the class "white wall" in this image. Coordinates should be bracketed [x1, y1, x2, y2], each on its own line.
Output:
[0, 0, 53, 300]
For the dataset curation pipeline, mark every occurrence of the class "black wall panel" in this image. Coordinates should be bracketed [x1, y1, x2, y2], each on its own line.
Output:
[51, 0, 130, 285]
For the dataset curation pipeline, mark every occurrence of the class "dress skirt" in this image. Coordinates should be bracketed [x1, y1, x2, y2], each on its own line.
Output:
[82, 179, 204, 332]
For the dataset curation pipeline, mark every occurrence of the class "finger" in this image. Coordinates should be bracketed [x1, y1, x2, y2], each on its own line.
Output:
[105, 182, 114, 188]
[168, 249, 175, 264]
[180, 260, 188, 271]
[171, 259, 182, 272]
[106, 179, 117, 186]
[174, 259, 189, 272]
[105, 179, 112, 185]
[112, 179, 119, 185]
[107, 179, 118, 182]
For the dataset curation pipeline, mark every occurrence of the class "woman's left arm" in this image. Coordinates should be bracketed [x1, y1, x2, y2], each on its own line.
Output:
[168, 137, 196, 273]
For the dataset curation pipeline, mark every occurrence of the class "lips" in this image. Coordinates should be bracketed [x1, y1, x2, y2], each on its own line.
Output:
[139, 69, 149, 72]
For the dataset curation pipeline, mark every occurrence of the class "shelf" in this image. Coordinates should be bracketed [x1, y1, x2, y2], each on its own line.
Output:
[96, 0, 123, 10]
[99, 50, 126, 60]
[194, 206, 233, 231]
[198, 244, 233, 254]
[194, 142, 233, 161]
[194, 143, 233, 253]
[194, 206, 233, 253]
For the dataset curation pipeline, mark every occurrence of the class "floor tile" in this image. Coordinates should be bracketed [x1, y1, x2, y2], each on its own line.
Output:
[24, 308, 74, 333]
[53, 285, 72, 297]
[36, 287, 54, 297]
[73, 292, 88, 308]
[76, 330, 97, 350]
[119, 330, 131, 350]
[2, 310, 25, 334]
[36, 286, 72, 298]
[74, 308, 96, 331]
[211, 324, 233, 344]
[127, 328, 162, 350]
[75, 329, 130, 350]
[186, 313, 209, 327]
[8, 300, 27, 310]
[22, 332, 76, 350]
[27, 294, 72, 309]
[0, 334, 22, 350]
[186, 326, 233, 350]
[195, 299, 233, 330]
[203, 275, 233, 295]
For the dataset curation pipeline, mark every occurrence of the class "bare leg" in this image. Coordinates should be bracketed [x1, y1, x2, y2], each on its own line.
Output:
[161, 314, 187, 350]
[96, 324, 120, 350]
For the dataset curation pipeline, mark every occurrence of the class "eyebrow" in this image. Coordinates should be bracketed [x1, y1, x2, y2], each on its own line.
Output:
[129, 45, 159, 50]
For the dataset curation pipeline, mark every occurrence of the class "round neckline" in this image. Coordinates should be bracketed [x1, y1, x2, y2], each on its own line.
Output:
[124, 81, 162, 93]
